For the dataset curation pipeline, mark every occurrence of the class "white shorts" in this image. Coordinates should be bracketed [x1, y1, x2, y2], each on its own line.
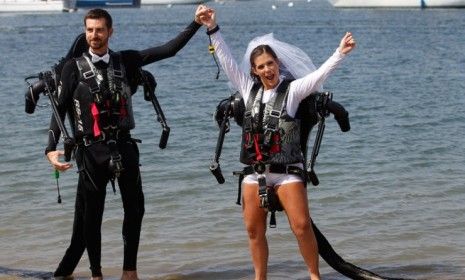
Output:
[242, 163, 304, 187]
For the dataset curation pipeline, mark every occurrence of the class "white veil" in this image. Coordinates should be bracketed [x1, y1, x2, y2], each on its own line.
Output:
[239, 33, 321, 88]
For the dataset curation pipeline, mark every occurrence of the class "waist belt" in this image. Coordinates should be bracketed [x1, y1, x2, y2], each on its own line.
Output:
[235, 163, 305, 228]
[242, 164, 304, 177]
[79, 131, 131, 146]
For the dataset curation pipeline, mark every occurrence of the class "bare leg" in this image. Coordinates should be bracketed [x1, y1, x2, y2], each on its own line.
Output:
[242, 183, 269, 280]
[276, 182, 320, 280]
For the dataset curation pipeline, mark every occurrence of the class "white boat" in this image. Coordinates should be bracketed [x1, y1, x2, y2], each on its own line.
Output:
[141, 0, 206, 4]
[0, 0, 64, 12]
[73, 0, 140, 8]
[328, 0, 465, 8]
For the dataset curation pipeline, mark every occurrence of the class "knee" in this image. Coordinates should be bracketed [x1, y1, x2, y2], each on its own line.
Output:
[290, 218, 311, 238]
[125, 203, 145, 222]
[245, 223, 266, 241]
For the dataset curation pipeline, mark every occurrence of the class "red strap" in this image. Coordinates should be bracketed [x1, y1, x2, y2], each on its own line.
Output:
[90, 103, 101, 137]
[270, 133, 281, 154]
[253, 134, 263, 162]
[120, 98, 127, 117]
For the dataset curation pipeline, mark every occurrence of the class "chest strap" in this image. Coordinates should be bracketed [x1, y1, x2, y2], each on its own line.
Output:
[76, 54, 125, 137]
[243, 80, 292, 161]
[76, 54, 124, 102]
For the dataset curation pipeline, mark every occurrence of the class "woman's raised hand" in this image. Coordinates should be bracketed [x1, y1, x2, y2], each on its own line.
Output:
[339, 32, 356, 54]
[195, 5, 216, 30]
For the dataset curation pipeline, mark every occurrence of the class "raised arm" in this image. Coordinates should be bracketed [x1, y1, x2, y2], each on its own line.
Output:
[288, 32, 356, 111]
[138, 8, 204, 66]
[196, 5, 254, 99]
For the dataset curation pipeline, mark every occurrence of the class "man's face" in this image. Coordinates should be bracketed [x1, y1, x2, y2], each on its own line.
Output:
[85, 17, 112, 54]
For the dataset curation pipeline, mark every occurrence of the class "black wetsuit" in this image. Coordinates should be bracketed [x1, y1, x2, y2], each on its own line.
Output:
[46, 21, 201, 277]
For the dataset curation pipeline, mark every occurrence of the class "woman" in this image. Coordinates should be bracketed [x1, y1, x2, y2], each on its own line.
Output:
[197, 5, 355, 280]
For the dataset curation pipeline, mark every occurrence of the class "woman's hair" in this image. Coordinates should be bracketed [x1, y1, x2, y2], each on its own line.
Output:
[249, 44, 278, 82]
[84, 8, 113, 29]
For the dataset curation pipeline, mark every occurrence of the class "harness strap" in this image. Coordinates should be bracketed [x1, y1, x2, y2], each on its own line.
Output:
[79, 131, 131, 146]
[257, 173, 267, 208]
[270, 212, 277, 228]
[242, 164, 305, 177]
[76, 53, 127, 137]
[243, 83, 261, 134]
[233, 171, 244, 205]
[90, 103, 101, 137]
[253, 134, 263, 162]
[107, 139, 124, 187]
[237, 163, 305, 228]
[76, 56, 100, 96]
[263, 81, 290, 133]
[243, 81, 292, 162]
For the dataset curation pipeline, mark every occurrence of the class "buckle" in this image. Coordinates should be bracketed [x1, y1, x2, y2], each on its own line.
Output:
[83, 132, 106, 146]
[269, 109, 281, 117]
[89, 85, 100, 94]
[253, 162, 266, 174]
[257, 174, 268, 208]
[264, 124, 277, 132]
[259, 193, 268, 208]
[109, 153, 124, 178]
[113, 69, 123, 78]
[83, 70, 95, 79]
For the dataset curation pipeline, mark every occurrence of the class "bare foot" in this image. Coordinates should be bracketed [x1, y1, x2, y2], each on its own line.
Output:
[121, 270, 139, 280]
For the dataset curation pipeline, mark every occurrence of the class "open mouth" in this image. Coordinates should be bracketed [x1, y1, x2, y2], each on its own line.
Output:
[264, 74, 274, 81]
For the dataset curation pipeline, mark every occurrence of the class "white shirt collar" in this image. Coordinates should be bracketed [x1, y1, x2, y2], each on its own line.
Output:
[89, 48, 110, 64]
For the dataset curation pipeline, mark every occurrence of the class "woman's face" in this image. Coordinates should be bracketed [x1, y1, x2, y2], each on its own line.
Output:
[252, 52, 280, 90]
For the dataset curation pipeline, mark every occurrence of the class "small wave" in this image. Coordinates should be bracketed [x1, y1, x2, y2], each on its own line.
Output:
[0, 266, 52, 280]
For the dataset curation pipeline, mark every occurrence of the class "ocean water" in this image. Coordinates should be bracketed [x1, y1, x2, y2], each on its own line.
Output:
[0, 0, 464, 279]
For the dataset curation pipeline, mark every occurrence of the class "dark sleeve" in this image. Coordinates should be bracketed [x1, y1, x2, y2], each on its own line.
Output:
[45, 60, 77, 154]
[138, 21, 201, 66]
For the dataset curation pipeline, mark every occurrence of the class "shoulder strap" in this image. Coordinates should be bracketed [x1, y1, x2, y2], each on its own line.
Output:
[243, 83, 262, 133]
[108, 52, 124, 95]
[76, 56, 101, 101]
[263, 79, 292, 132]
[110, 52, 123, 78]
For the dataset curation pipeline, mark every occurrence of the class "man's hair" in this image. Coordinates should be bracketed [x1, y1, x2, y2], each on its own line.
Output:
[84, 8, 113, 29]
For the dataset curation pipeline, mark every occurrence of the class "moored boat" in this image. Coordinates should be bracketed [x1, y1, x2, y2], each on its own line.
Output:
[328, 0, 465, 8]
[0, 0, 141, 12]
[141, 0, 206, 5]
[73, 0, 140, 8]
[0, 0, 64, 12]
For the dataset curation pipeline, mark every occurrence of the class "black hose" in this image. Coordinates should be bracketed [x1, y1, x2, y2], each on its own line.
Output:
[313, 220, 411, 280]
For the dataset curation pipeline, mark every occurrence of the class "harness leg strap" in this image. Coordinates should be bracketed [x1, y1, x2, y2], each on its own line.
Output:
[236, 173, 244, 205]
[269, 211, 277, 228]
[257, 174, 268, 208]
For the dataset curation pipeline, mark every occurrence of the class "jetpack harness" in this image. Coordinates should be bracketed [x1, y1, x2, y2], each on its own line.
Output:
[24, 33, 87, 203]
[208, 88, 411, 280]
[210, 82, 350, 227]
[24, 33, 171, 202]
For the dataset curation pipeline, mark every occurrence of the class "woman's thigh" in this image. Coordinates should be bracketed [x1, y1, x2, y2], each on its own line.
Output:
[242, 183, 268, 233]
[276, 182, 311, 225]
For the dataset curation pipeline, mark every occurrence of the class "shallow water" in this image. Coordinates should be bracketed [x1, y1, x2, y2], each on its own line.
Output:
[0, 0, 464, 279]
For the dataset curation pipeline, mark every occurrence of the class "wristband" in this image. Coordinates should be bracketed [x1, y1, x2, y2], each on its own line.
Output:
[206, 25, 220, 35]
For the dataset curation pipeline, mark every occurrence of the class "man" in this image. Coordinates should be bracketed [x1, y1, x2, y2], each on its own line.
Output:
[46, 8, 205, 280]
